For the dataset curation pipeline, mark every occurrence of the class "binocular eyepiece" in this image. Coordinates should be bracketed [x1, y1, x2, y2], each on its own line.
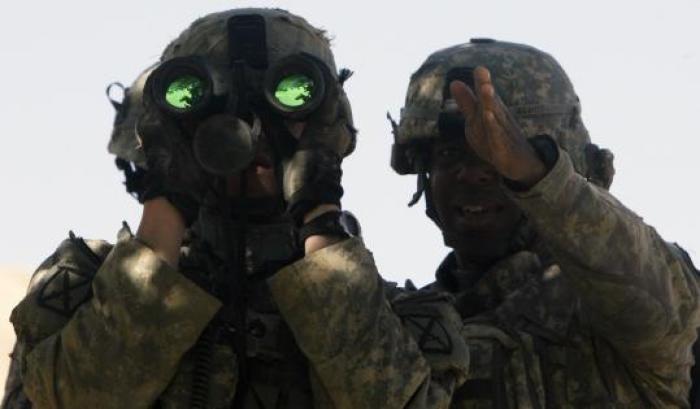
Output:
[147, 57, 217, 119]
[263, 54, 326, 119]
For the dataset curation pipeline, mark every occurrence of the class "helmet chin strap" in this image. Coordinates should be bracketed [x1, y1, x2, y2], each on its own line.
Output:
[408, 172, 429, 207]
[420, 173, 441, 226]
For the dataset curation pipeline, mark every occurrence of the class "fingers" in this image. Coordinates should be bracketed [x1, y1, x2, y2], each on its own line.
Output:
[450, 79, 492, 163]
[449, 80, 477, 124]
[470, 67, 502, 153]
[468, 67, 511, 170]
[474, 66, 498, 116]
[473, 66, 516, 141]
[450, 67, 500, 135]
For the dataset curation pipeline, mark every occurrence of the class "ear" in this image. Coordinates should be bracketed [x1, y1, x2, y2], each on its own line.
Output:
[584, 143, 615, 190]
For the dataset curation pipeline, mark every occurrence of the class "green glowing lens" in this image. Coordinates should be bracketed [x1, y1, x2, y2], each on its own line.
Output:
[274, 74, 314, 108]
[165, 75, 205, 110]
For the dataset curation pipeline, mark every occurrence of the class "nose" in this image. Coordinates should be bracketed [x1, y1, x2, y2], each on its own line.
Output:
[454, 162, 499, 186]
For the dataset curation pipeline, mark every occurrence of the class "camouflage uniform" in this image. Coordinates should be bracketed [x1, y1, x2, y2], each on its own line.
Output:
[2, 223, 469, 409]
[2, 9, 470, 409]
[392, 39, 700, 408]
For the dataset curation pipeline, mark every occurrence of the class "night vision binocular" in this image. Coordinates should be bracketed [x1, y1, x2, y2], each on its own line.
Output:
[146, 54, 327, 120]
[141, 53, 332, 176]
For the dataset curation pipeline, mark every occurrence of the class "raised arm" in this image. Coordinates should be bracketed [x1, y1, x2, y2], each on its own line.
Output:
[512, 147, 700, 347]
[450, 66, 700, 355]
[11, 202, 221, 409]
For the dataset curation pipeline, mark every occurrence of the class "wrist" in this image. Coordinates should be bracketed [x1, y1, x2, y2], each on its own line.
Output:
[518, 158, 548, 187]
[304, 235, 344, 255]
[505, 135, 559, 191]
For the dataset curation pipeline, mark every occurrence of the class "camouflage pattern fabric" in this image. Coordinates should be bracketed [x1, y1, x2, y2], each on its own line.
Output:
[269, 238, 469, 408]
[428, 148, 700, 408]
[3, 233, 469, 408]
[2, 344, 31, 409]
[8, 228, 221, 409]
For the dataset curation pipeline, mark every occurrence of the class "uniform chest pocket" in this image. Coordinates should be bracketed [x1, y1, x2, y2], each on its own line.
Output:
[459, 323, 545, 409]
[542, 342, 614, 407]
[454, 337, 510, 408]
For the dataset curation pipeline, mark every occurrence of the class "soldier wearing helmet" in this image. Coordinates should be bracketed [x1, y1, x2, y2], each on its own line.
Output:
[391, 39, 700, 407]
[2, 9, 470, 408]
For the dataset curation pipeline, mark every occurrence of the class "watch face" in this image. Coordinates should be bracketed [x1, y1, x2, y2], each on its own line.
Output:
[339, 211, 361, 237]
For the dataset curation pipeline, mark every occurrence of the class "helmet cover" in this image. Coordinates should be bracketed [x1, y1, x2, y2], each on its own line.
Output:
[393, 39, 594, 177]
[108, 8, 354, 166]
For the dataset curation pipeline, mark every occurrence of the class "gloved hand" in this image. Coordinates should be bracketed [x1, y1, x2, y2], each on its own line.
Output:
[136, 108, 211, 226]
[282, 66, 356, 225]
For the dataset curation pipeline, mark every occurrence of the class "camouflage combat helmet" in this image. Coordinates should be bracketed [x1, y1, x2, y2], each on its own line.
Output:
[391, 38, 614, 189]
[108, 8, 354, 168]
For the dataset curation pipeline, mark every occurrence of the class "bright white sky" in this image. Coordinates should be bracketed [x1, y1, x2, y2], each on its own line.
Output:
[0, 0, 698, 287]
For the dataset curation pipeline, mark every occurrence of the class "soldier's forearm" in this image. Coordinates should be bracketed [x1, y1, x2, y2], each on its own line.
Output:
[512, 148, 659, 276]
[136, 197, 186, 267]
[17, 234, 221, 408]
[511, 149, 698, 343]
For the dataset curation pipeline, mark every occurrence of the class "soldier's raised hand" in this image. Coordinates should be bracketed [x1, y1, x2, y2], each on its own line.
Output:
[449, 66, 547, 187]
[134, 109, 214, 266]
[136, 109, 211, 227]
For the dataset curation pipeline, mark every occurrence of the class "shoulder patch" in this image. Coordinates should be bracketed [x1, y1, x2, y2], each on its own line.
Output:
[35, 232, 105, 316]
[391, 288, 470, 384]
[392, 289, 458, 355]
[38, 265, 94, 317]
[11, 232, 112, 344]
[402, 314, 453, 354]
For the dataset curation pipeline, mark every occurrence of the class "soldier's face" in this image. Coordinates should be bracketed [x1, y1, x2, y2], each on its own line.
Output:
[429, 136, 523, 243]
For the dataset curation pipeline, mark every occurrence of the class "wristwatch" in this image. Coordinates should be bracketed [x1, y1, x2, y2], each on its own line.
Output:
[298, 210, 361, 243]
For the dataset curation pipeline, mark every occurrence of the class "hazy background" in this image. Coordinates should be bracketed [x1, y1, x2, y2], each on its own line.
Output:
[1, 0, 699, 392]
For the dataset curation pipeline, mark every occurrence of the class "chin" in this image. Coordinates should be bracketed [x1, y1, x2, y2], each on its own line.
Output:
[441, 219, 518, 248]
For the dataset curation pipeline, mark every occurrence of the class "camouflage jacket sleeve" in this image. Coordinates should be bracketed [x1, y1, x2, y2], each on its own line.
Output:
[2, 343, 32, 409]
[511, 148, 700, 356]
[10, 231, 221, 409]
[267, 237, 470, 409]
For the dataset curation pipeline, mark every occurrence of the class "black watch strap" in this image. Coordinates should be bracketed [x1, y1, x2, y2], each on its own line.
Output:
[298, 210, 361, 244]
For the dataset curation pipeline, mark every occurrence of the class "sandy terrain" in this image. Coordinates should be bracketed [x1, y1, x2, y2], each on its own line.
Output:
[0, 267, 31, 401]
